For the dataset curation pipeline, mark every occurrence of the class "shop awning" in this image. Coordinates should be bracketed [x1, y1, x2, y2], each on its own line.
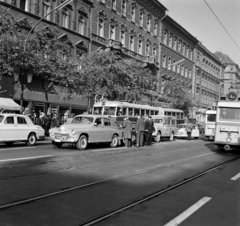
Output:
[0, 97, 21, 111]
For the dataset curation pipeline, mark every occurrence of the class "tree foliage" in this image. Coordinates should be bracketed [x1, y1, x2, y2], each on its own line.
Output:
[162, 78, 194, 115]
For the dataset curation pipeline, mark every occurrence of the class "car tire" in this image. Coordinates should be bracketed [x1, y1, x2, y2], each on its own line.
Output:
[52, 141, 63, 149]
[169, 132, 174, 141]
[110, 135, 118, 148]
[27, 133, 36, 146]
[76, 135, 88, 150]
[5, 142, 14, 147]
[154, 132, 161, 143]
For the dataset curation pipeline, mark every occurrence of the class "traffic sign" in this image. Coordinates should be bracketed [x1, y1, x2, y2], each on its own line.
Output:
[227, 91, 237, 101]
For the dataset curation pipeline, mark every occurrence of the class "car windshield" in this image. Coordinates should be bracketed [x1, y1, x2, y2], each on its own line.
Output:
[207, 114, 216, 122]
[71, 116, 94, 124]
[0, 115, 4, 123]
[219, 107, 240, 121]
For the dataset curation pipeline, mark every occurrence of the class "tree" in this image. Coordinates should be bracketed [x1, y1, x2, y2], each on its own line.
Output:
[162, 78, 194, 115]
[77, 50, 157, 103]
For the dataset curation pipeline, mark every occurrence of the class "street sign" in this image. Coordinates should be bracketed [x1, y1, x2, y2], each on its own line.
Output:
[227, 91, 237, 101]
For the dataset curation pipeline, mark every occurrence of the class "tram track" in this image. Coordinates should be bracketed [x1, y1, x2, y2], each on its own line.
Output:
[0, 151, 236, 212]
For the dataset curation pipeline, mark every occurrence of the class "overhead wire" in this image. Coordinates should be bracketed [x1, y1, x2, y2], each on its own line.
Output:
[203, 0, 240, 52]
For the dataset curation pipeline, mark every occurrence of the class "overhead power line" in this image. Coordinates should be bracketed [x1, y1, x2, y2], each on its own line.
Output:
[203, 0, 240, 52]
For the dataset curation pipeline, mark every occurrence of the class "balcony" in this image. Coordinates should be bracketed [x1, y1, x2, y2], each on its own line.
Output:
[107, 39, 123, 51]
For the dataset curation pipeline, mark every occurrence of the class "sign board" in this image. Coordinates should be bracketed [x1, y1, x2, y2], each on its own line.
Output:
[227, 91, 237, 101]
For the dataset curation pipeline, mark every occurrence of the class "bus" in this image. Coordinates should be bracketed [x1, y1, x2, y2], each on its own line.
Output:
[205, 110, 216, 140]
[163, 108, 184, 124]
[215, 100, 240, 151]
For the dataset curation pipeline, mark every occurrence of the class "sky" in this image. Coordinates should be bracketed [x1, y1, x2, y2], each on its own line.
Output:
[159, 0, 240, 66]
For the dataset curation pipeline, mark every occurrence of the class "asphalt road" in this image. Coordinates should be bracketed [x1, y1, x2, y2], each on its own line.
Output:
[0, 135, 239, 226]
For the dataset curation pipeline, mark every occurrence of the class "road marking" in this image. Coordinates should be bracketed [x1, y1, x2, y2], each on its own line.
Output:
[164, 197, 212, 226]
[0, 155, 53, 162]
[0, 146, 36, 152]
[231, 172, 240, 181]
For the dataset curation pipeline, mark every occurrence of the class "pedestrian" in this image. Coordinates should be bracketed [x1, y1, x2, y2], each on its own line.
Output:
[122, 116, 132, 147]
[145, 116, 154, 145]
[40, 112, 49, 136]
[50, 113, 60, 128]
[136, 114, 145, 147]
[187, 122, 193, 140]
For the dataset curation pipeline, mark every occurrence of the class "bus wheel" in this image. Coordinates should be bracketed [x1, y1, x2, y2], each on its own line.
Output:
[154, 132, 161, 143]
[169, 132, 174, 141]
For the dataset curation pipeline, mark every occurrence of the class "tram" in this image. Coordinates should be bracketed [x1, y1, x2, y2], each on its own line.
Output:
[214, 91, 240, 151]
[205, 110, 216, 140]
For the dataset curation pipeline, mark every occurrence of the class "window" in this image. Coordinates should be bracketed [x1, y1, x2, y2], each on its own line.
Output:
[162, 55, 166, 68]
[98, 18, 104, 37]
[120, 30, 125, 46]
[138, 40, 142, 54]
[185, 66, 188, 77]
[109, 24, 116, 40]
[154, 21, 157, 35]
[103, 118, 111, 126]
[177, 63, 180, 74]
[4, 117, 14, 124]
[168, 57, 172, 71]
[178, 40, 182, 52]
[140, 12, 144, 27]
[173, 38, 177, 50]
[147, 17, 151, 31]
[122, 0, 126, 17]
[43, 2, 51, 20]
[17, 117, 27, 124]
[181, 64, 184, 76]
[78, 16, 85, 35]
[146, 43, 150, 55]
[131, 6, 135, 22]
[172, 60, 176, 72]
[190, 48, 193, 60]
[153, 47, 157, 57]
[62, 10, 70, 28]
[182, 43, 185, 56]
[186, 46, 189, 58]
[20, 0, 29, 12]
[163, 31, 167, 45]
[112, 0, 116, 10]
[130, 36, 134, 51]
[169, 34, 172, 48]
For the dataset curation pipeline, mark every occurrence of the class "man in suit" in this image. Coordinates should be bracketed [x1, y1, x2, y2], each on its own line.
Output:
[122, 117, 132, 147]
[136, 115, 145, 147]
[145, 116, 154, 145]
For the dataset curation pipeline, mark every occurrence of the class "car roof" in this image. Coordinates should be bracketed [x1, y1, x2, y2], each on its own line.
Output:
[0, 113, 28, 117]
[74, 114, 111, 118]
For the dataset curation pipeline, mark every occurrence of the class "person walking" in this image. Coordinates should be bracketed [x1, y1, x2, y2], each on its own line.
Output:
[122, 116, 132, 147]
[50, 113, 60, 128]
[136, 115, 145, 147]
[187, 122, 193, 140]
[145, 116, 154, 145]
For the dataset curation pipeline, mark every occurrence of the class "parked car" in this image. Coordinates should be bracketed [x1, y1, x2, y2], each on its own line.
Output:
[49, 114, 123, 150]
[151, 115, 178, 142]
[0, 114, 45, 146]
[174, 123, 200, 139]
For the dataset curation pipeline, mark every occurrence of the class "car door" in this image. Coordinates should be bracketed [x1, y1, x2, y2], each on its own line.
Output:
[103, 118, 113, 142]
[3, 116, 18, 141]
[94, 117, 105, 142]
[17, 116, 29, 140]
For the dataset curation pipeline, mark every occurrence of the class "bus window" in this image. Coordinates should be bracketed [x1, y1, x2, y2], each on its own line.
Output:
[93, 107, 103, 115]
[122, 108, 127, 116]
[219, 108, 240, 121]
[207, 114, 216, 122]
[172, 112, 176, 117]
[146, 110, 149, 116]
[165, 119, 170, 125]
[135, 109, 140, 116]
[141, 109, 145, 116]
[150, 111, 154, 116]
[167, 112, 171, 116]
[154, 111, 158, 115]
[172, 120, 176, 126]
[116, 107, 122, 116]
[128, 108, 133, 116]
[103, 107, 116, 115]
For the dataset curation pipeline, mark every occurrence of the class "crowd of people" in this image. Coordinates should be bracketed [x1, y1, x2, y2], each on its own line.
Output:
[122, 115, 154, 148]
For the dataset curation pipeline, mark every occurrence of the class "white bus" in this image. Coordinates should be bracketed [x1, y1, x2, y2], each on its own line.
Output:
[205, 110, 216, 140]
[215, 101, 240, 151]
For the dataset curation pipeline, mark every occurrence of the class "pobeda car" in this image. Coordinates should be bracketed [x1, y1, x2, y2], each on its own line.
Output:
[0, 114, 45, 146]
[49, 114, 123, 150]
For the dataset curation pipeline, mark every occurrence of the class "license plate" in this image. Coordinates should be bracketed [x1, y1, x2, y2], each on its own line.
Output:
[221, 126, 238, 132]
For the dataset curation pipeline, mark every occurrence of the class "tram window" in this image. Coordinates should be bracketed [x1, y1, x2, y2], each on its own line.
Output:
[167, 112, 171, 116]
[172, 112, 176, 116]
[128, 108, 133, 116]
[172, 120, 176, 126]
[155, 111, 158, 115]
[146, 110, 149, 117]
[207, 114, 216, 122]
[165, 119, 170, 125]
[135, 109, 140, 116]
[219, 108, 240, 121]
[117, 107, 122, 116]
[141, 109, 145, 116]
[122, 108, 127, 116]
[150, 111, 154, 116]
[103, 107, 116, 115]
[93, 107, 103, 115]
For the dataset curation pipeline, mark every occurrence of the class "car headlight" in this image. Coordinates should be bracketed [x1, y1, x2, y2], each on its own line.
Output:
[71, 129, 76, 135]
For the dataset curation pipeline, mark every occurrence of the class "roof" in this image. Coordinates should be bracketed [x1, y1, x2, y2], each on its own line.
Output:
[0, 98, 21, 111]
[218, 102, 240, 108]
[214, 51, 235, 64]
[206, 110, 216, 114]
[163, 108, 184, 113]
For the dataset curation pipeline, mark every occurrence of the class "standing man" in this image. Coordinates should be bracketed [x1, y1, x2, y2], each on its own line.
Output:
[145, 116, 154, 145]
[136, 115, 145, 147]
[187, 122, 193, 140]
[122, 117, 132, 147]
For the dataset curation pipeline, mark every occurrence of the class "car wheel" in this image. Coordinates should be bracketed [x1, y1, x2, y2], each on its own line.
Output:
[154, 132, 161, 143]
[169, 132, 174, 141]
[27, 133, 36, 146]
[52, 141, 63, 149]
[76, 135, 88, 150]
[110, 135, 118, 148]
[5, 142, 14, 147]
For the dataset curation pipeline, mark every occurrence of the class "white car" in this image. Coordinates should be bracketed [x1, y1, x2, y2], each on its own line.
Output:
[0, 114, 45, 146]
[174, 123, 200, 139]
